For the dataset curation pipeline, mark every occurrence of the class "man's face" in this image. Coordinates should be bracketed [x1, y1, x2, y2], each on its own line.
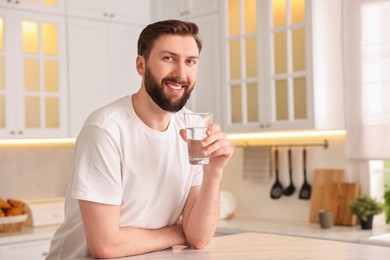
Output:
[142, 34, 199, 112]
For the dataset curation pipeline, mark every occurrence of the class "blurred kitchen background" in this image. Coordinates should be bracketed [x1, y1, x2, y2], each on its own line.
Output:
[0, 0, 390, 224]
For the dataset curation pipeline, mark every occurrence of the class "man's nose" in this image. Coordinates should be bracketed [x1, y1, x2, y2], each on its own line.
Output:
[172, 61, 187, 79]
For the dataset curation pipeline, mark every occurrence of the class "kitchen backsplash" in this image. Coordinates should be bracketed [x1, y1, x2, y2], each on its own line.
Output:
[0, 144, 74, 200]
[0, 135, 357, 221]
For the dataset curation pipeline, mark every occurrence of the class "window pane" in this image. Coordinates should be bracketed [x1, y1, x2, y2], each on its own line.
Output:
[291, 0, 305, 24]
[44, 60, 58, 91]
[228, 0, 240, 36]
[293, 77, 307, 119]
[229, 40, 241, 80]
[45, 97, 59, 128]
[42, 0, 57, 4]
[275, 80, 288, 120]
[231, 85, 242, 123]
[247, 83, 258, 122]
[273, 0, 286, 27]
[0, 57, 4, 89]
[25, 96, 40, 128]
[274, 32, 287, 74]
[22, 20, 39, 54]
[0, 17, 3, 51]
[245, 37, 257, 77]
[42, 23, 58, 56]
[244, 0, 256, 33]
[24, 59, 40, 91]
[0, 95, 4, 128]
[292, 28, 306, 72]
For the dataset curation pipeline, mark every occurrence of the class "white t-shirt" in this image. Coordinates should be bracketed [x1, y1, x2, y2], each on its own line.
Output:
[47, 95, 203, 259]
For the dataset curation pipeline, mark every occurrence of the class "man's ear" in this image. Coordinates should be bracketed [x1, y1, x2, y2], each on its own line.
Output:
[136, 55, 145, 76]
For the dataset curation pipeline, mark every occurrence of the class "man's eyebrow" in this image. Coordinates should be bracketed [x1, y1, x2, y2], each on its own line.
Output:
[160, 50, 199, 59]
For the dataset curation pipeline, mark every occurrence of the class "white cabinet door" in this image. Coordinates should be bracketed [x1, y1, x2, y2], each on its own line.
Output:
[67, 0, 150, 25]
[185, 13, 221, 123]
[0, 9, 68, 138]
[0, 0, 65, 15]
[68, 17, 143, 137]
[152, 0, 219, 20]
[0, 239, 51, 260]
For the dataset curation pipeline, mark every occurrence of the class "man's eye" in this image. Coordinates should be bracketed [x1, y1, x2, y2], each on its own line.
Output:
[187, 59, 197, 65]
[163, 56, 173, 61]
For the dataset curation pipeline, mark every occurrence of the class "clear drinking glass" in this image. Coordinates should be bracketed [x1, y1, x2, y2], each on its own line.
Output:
[184, 113, 213, 165]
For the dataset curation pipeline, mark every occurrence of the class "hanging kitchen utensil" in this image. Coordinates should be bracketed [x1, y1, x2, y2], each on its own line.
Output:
[299, 148, 312, 200]
[270, 148, 283, 199]
[283, 148, 295, 196]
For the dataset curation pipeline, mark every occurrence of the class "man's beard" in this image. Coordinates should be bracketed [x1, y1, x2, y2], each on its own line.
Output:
[144, 65, 193, 112]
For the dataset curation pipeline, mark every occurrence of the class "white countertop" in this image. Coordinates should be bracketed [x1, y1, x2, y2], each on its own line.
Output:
[74, 232, 390, 259]
[0, 225, 58, 245]
[216, 215, 390, 247]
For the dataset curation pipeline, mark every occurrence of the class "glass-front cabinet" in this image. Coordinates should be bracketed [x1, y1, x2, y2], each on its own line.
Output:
[223, 0, 344, 132]
[0, 5, 68, 138]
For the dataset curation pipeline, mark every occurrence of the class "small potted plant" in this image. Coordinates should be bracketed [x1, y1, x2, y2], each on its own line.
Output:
[349, 195, 384, 229]
[384, 188, 390, 224]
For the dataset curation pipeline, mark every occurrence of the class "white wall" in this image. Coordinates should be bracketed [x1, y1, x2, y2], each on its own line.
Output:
[221, 136, 349, 221]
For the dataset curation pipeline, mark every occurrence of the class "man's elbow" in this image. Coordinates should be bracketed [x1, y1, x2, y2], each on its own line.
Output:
[88, 244, 117, 259]
[187, 237, 211, 250]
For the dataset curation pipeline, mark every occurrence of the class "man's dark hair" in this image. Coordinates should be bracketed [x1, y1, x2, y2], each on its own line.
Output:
[137, 19, 202, 60]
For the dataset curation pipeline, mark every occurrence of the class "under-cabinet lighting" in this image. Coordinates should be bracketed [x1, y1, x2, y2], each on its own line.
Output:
[227, 129, 346, 146]
[0, 138, 76, 146]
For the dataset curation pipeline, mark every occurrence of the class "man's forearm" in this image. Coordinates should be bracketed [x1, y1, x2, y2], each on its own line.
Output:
[182, 170, 223, 249]
[88, 223, 186, 258]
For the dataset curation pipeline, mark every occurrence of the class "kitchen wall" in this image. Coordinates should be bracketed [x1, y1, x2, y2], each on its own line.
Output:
[0, 135, 349, 222]
[0, 144, 74, 200]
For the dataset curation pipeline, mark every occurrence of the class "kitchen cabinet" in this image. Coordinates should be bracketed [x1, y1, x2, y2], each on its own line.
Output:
[66, 0, 150, 25]
[223, 0, 344, 132]
[67, 17, 143, 137]
[0, 0, 65, 15]
[0, 8, 68, 138]
[0, 238, 50, 260]
[152, 0, 219, 20]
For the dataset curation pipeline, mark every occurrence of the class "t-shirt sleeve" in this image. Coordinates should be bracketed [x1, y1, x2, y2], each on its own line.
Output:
[70, 125, 122, 205]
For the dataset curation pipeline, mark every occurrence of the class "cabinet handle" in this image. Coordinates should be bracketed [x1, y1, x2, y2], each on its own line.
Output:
[110, 13, 114, 18]
[15, 0, 19, 4]
[7, 0, 12, 4]
[10, 130, 15, 135]
[103, 12, 108, 17]
[18, 131, 23, 135]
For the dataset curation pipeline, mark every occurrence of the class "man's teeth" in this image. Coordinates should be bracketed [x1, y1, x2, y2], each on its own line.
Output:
[167, 83, 182, 90]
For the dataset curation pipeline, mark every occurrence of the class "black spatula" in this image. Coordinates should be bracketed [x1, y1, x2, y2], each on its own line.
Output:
[299, 148, 311, 200]
[270, 149, 283, 199]
[283, 148, 295, 196]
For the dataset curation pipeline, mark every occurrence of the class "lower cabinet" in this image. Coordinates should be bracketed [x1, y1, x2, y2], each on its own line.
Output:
[0, 239, 51, 260]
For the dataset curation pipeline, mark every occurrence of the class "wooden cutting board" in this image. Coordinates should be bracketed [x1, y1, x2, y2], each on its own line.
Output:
[309, 169, 345, 223]
[322, 183, 360, 226]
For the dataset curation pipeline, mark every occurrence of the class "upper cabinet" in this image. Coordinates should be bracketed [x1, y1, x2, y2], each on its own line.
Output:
[0, 0, 65, 15]
[152, 0, 219, 20]
[223, 0, 344, 132]
[0, 7, 68, 138]
[66, 0, 150, 25]
[67, 1, 148, 137]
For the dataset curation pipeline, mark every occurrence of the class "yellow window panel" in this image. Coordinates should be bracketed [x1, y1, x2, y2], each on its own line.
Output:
[291, 0, 305, 24]
[45, 97, 59, 128]
[274, 32, 287, 74]
[228, 0, 240, 36]
[294, 77, 307, 119]
[24, 59, 40, 91]
[247, 83, 259, 122]
[0, 95, 4, 128]
[244, 0, 256, 33]
[42, 0, 57, 4]
[231, 85, 242, 123]
[25, 96, 40, 128]
[0, 17, 3, 51]
[42, 23, 58, 56]
[44, 60, 58, 92]
[275, 80, 288, 120]
[273, 0, 286, 27]
[292, 28, 306, 71]
[22, 20, 39, 54]
[245, 37, 257, 78]
[0, 57, 4, 90]
[229, 40, 241, 80]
